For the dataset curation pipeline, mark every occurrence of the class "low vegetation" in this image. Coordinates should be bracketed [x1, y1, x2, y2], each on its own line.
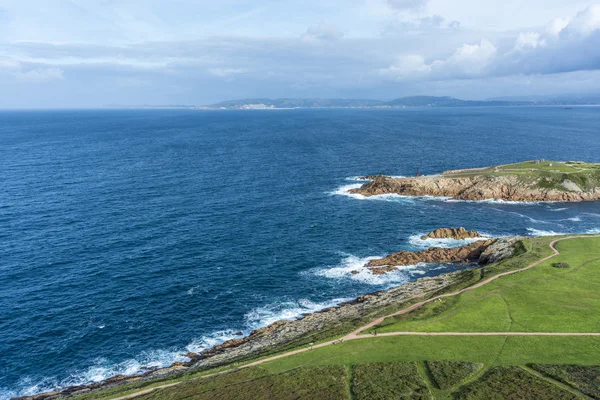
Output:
[426, 361, 482, 390]
[352, 363, 431, 400]
[552, 262, 571, 268]
[530, 364, 600, 399]
[136, 366, 348, 400]
[457, 366, 581, 400]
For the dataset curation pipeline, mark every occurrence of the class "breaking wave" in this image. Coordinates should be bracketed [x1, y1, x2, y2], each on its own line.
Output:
[244, 298, 352, 330]
[408, 234, 492, 249]
[311, 254, 432, 285]
[1, 330, 242, 399]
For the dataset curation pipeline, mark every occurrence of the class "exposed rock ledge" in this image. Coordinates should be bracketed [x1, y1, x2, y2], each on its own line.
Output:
[350, 175, 600, 202]
[421, 227, 484, 240]
[365, 237, 518, 275]
[16, 236, 521, 400]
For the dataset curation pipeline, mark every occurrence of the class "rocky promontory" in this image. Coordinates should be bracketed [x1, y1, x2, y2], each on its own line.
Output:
[364, 237, 518, 275]
[350, 161, 600, 202]
[421, 227, 484, 240]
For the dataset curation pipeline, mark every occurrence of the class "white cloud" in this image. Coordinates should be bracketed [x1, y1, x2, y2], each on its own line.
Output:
[561, 4, 600, 36]
[207, 67, 248, 77]
[386, 0, 429, 11]
[381, 4, 600, 81]
[302, 24, 344, 42]
[14, 67, 64, 82]
[381, 39, 496, 80]
[513, 32, 546, 52]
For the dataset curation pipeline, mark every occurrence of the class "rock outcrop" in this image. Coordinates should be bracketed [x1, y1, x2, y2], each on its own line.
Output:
[366, 240, 496, 275]
[350, 174, 600, 202]
[421, 227, 484, 240]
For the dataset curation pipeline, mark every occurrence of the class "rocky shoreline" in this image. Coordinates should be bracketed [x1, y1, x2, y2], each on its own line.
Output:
[350, 174, 600, 202]
[16, 233, 520, 400]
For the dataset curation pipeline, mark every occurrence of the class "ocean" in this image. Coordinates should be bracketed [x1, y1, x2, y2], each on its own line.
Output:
[1, 107, 600, 398]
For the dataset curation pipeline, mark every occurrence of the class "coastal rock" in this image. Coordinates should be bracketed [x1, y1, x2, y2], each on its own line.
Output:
[366, 240, 496, 275]
[421, 227, 484, 240]
[478, 237, 521, 264]
[349, 174, 600, 202]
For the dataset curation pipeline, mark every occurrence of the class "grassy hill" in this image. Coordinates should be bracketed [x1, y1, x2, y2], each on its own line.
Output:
[66, 235, 600, 400]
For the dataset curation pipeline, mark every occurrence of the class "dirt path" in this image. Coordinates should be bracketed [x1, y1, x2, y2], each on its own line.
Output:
[113, 235, 597, 400]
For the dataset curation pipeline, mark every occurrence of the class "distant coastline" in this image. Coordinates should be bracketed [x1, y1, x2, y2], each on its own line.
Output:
[196, 95, 600, 110]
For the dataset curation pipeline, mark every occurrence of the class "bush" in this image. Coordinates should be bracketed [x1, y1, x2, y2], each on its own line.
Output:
[426, 360, 482, 389]
[353, 362, 431, 400]
[530, 364, 600, 399]
[136, 366, 348, 400]
[458, 366, 579, 400]
[552, 262, 571, 268]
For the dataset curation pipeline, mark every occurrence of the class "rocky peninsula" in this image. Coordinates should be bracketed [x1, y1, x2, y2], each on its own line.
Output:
[351, 160, 600, 202]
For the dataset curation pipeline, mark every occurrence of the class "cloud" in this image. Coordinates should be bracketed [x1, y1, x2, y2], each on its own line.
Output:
[386, 0, 429, 11]
[0, 57, 64, 82]
[381, 4, 600, 81]
[302, 24, 344, 42]
[381, 39, 496, 80]
[15, 67, 64, 82]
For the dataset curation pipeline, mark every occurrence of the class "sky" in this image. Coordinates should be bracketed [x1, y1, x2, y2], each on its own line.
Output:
[1, 0, 600, 107]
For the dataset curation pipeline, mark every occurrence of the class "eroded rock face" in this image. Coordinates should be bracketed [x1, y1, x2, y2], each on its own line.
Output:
[421, 227, 484, 240]
[366, 240, 496, 275]
[350, 175, 600, 202]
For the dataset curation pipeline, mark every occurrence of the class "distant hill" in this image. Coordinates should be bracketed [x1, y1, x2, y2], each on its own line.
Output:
[202, 96, 532, 109]
[204, 98, 385, 109]
[487, 94, 600, 105]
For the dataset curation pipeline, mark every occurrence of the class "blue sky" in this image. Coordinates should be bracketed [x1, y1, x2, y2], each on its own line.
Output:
[1, 0, 600, 107]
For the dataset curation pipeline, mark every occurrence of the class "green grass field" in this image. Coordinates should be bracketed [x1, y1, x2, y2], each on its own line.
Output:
[370, 237, 600, 334]
[72, 236, 600, 399]
[442, 160, 600, 192]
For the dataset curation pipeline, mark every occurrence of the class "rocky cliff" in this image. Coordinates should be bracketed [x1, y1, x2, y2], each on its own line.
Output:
[350, 175, 600, 202]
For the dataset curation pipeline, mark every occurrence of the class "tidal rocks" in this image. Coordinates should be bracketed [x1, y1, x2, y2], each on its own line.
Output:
[366, 240, 496, 275]
[421, 227, 484, 240]
[350, 174, 600, 202]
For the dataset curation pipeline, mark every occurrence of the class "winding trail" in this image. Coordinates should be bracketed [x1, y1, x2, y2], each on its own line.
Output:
[113, 235, 597, 400]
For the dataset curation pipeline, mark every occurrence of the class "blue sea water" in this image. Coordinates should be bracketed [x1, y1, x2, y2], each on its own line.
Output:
[1, 107, 600, 398]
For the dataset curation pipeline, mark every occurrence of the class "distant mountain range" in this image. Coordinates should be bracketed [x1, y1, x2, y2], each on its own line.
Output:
[200, 95, 600, 109]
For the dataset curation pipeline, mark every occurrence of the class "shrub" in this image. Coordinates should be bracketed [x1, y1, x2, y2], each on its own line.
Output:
[458, 366, 579, 400]
[530, 364, 600, 399]
[353, 362, 431, 400]
[426, 360, 482, 389]
[552, 262, 571, 268]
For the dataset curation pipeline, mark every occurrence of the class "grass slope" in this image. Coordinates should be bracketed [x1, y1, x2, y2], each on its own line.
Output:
[371, 237, 600, 334]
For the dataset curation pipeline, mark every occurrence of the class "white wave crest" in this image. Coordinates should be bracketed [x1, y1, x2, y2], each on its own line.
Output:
[567, 216, 582, 222]
[311, 254, 431, 285]
[444, 198, 543, 205]
[244, 298, 351, 330]
[2, 329, 243, 399]
[330, 183, 450, 203]
[526, 228, 567, 236]
[586, 228, 600, 234]
[548, 207, 568, 212]
[408, 234, 491, 249]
